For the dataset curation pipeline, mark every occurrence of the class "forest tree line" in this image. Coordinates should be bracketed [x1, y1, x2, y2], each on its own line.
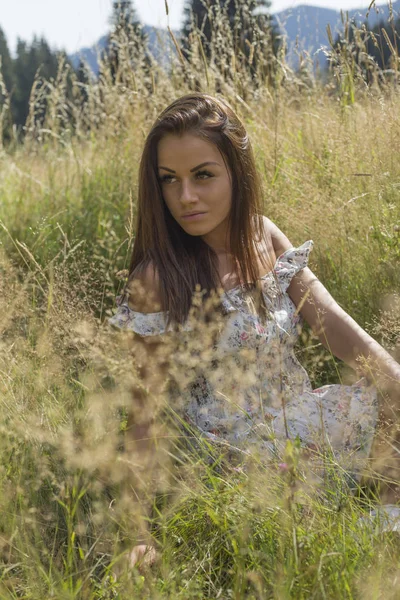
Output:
[0, 0, 399, 138]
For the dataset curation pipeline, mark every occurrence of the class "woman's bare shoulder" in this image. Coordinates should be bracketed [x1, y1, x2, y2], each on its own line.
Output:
[261, 216, 292, 258]
[126, 262, 163, 313]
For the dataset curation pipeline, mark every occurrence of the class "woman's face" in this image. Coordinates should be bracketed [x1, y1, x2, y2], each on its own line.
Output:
[157, 133, 233, 250]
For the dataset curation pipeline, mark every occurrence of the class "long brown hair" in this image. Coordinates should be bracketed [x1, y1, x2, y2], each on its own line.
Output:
[128, 93, 271, 326]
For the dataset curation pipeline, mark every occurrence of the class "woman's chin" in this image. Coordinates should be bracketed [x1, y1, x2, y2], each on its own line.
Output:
[180, 222, 210, 236]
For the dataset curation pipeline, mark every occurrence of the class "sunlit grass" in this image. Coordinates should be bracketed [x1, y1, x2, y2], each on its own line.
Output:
[0, 6, 399, 597]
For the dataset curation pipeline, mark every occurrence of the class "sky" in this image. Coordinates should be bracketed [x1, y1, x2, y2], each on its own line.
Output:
[0, 0, 390, 56]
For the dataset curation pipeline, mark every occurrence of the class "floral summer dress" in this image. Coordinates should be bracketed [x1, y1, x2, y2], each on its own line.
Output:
[109, 241, 378, 477]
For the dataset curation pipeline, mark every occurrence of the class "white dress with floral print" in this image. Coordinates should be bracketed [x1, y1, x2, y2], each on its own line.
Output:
[109, 241, 378, 476]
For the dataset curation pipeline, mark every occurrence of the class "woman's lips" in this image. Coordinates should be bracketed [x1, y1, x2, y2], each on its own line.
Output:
[181, 212, 206, 221]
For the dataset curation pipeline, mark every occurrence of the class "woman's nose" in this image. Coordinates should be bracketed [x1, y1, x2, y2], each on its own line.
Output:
[180, 179, 199, 204]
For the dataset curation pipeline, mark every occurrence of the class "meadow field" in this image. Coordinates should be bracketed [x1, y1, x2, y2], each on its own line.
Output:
[0, 11, 400, 598]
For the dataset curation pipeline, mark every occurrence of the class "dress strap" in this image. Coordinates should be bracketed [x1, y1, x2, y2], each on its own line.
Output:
[273, 240, 314, 292]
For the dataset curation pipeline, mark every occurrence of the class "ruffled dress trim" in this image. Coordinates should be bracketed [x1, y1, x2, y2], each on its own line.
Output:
[108, 240, 314, 336]
[274, 240, 313, 293]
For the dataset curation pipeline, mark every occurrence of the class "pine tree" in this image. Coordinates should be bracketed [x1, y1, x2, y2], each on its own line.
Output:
[12, 36, 65, 131]
[12, 39, 32, 128]
[331, 16, 400, 84]
[0, 27, 14, 144]
[33, 37, 59, 81]
[76, 59, 91, 105]
[182, 0, 280, 81]
[367, 17, 400, 72]
[106, 0, 149, 85]
[182, 0, 213, 49]
[110, 0, 140, 31]
[0, 28, 76, 141]
[0, 27, 14, 93]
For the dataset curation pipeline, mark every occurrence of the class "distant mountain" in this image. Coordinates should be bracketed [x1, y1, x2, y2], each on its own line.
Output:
[69, 25, 176, 75]
[69, 35, 107, 74]
[69, 1, 400, 74]
[273, 0, 400, 67]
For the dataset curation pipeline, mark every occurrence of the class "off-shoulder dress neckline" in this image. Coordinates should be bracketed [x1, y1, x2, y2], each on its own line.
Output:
[117, 241, 313, 317]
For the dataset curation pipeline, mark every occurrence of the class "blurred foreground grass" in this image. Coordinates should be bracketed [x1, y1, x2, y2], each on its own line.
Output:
[0, 9, 400, 598]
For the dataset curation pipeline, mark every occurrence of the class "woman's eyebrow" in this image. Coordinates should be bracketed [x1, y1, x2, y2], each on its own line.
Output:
[158, 161, 221, 173]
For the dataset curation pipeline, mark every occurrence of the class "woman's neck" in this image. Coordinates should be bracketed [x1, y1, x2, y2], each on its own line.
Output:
[201, 221, 231, 255]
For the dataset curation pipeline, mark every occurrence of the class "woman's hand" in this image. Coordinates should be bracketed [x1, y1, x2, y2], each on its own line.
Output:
[128, 544, 158, 573]
[112, 544, 159, 580]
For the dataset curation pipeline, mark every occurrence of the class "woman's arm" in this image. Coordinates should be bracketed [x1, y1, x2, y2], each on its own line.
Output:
[266, 219, 400, 414]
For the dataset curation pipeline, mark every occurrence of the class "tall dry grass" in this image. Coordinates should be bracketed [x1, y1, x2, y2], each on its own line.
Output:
[0, 3, 400, 597]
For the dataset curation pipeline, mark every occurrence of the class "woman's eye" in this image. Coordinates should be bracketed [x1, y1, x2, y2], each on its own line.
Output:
[196, 170, 213, 180]
[159, 171, 213, 183]
[159, 175, 175, 184]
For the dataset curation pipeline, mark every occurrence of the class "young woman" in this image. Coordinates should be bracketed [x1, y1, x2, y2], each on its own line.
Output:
[110, 93, 400, 567]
